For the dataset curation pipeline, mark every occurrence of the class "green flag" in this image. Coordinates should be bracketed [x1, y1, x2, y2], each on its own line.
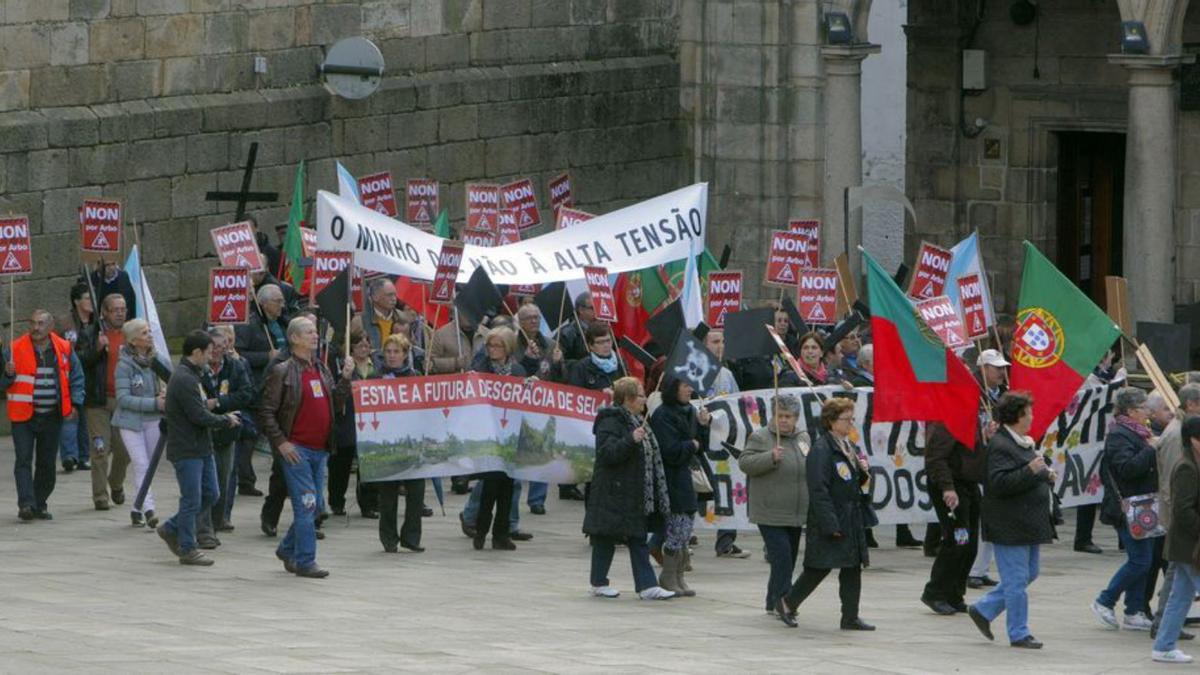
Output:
[433, 208, 450, 238]
[282, 160, 306, 287]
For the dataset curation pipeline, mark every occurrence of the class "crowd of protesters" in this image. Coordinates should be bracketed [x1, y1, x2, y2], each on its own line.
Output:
[6, 219, 1200, 663]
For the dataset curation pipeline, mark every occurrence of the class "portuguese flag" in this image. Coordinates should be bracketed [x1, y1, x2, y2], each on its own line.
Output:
[866, 251, 980, 446]
[1010, 241, 1121, 439]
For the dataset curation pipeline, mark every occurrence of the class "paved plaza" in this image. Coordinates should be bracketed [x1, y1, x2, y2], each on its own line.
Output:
[0, 439, 1185, 674]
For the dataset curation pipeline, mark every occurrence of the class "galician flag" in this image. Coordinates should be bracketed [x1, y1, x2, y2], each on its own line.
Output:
[1010, 241, 1121, 439]
[866, 250, 980, 446]
[124, 245, 171, 372]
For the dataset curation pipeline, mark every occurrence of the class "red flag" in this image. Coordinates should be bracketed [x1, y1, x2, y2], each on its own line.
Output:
[395, 276, 451, 329]
[611, 272, 650, 382]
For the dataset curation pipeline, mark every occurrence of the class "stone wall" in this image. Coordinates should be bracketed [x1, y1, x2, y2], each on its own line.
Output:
[0, 0, 684, 335]
[906, 0, 1200, 314]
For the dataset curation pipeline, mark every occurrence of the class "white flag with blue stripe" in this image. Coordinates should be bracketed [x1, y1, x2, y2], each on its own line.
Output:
[336, 162, 361, 204]
[945, 231, 996, 328]
[124, 245, 172, 369]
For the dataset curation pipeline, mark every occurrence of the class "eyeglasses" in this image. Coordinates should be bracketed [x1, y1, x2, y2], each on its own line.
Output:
[837, 415, 854, 422]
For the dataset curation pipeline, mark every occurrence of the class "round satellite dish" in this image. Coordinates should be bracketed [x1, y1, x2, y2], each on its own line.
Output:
[320, 37, 384, 100]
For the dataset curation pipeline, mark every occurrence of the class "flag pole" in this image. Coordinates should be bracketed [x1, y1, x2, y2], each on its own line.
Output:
[343, 303, 351, 360]
[502, 296, 539, 358]
[772, 360, 781, 449]
[550, 285, 568, 359]
[607, 323, 628, 376]
[453, 305, 463, 367]
[990, 325, 1009, 387]
[8, 275, 13, 348]
[426, 303, 442, 375]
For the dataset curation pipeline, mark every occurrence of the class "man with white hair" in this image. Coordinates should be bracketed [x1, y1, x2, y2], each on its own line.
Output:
[847, 344, 874, 387]
[235, 283, 288, 386]
[1150, 384, 1200, 640]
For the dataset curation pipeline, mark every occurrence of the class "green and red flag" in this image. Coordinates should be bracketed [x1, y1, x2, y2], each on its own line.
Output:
[1010, 241, 1121, 438]
[280, 160, 306, 288]
[866, 250, 980, 446]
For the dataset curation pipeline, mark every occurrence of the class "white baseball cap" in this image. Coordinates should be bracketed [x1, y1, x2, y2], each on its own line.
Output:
[976, 349, 1010, 368]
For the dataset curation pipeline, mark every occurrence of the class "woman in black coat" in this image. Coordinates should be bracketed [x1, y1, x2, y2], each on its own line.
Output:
[469, 326, 527, 551]
[968, 391, 1055, 649]
[583, 377, 675, 600]
[1092, 386, 1161, 631]
[649, 374, 711, 597]
[329, 330, 380, 519]
[775, 397, 876, 631]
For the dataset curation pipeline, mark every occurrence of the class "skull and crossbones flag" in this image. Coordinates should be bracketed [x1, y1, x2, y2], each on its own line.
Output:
[664, 331, 721, 393]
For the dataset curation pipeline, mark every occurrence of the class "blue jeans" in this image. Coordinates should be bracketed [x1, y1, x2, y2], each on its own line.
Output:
[1097, 526, 1155, 616]
[465, 478, 523, 532]
[759, 524, 803, 611]
[527, 481, 548, 508]
[277, 445, 327, 569]
[590, 535, 658, 592]
[164, 455, 219, 555]
[973, 543, 1039, 642]
[13, 413, 63, 511]
[58, 413, 89, 464]
[1155, 562, 1200, 652]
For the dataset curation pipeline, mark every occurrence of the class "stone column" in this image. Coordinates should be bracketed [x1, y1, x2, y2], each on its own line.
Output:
[1109, 54, 1193, 324]
[822, 44, 879, 279]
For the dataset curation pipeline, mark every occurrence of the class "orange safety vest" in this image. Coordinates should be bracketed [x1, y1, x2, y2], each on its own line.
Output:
[7, 333, 73, 423]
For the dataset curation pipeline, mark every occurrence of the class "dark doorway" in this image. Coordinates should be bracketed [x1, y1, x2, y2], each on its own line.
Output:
[1055, 132, 1126, 304]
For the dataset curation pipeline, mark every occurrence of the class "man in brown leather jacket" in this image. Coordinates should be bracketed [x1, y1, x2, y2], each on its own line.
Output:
[257, 317, 350, 578]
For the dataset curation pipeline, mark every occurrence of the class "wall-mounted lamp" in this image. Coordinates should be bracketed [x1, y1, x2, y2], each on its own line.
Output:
[1121, 21, 1150, 55]
[825, 12, 854, 45]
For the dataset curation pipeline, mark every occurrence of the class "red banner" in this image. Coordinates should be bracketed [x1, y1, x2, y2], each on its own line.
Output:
[584, 266, 617, 323]
[706, 271, 741, 328]
[301, 228, 317, 258]
[406, 178, 439, 228]
[309, 250, 353, 303]
[430, 241, 464, 305]
[555, 207, 594, 230]
[764, 230, 815, 286]
[797, 267, 839, 326]
[548, 172, 574, 213]
[358, 171, 398, 218]
[908, 242, 953, 300]
[208, 267, 251, 325]
[462, 228, 495, 247]
[957, 273, 989, 339]
[80, 198, 122, 260]
[466, 183, 500, 232]
[0, 216, 33, 275]
[510, 284, 541, 296]
[496, 209, 522, 246]
[210, 221, 263, 271]
[787, 219, 821, 269]
[915, 295, 968, 349]
[500, 178, 541, 230]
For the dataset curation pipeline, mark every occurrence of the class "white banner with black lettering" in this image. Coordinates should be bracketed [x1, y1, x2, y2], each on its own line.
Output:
[697, 380, 1115, 530]
[315, 184, 708, 284]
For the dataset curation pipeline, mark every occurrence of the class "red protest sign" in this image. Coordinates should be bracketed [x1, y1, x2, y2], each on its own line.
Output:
[210, 222, 264, 271]
[309, 250, 353, 303]
[556, 207, 594, 230]
[500, 178, 541, 230]
[510, 284, 541, 296]
[764, 230, 816, 286]
[496, 209, 522, 246]
[797, 267, 839, 326]
[430, 241, 465, 305]
[79, 198, 122, 261]
[583, 266, 617, 323]
[0, 216, 33, 275]
[706, 271, 742, 328]
[787, 219, 821, 269]
[406, 178, 439, 228]
[462, 228, 495, 247]
[208, 267, 252, 325]
[548, 172, 574, 213]
[957, 273, 990, 339]
[300, 228, 317, 257]
[466, 183, 500, 232]
[916, 295, 968, 349]
[908, 241, 953, 300]
[358, 171, 398, 218]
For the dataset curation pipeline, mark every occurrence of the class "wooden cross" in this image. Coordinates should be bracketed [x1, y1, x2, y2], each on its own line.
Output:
[205, 142, 279, 222]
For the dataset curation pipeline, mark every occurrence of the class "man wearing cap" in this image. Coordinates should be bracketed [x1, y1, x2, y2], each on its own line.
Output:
[967, 349, 1010, 589]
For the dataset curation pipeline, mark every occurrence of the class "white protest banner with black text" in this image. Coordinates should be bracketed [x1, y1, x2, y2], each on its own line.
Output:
[316, 183, 708, 284]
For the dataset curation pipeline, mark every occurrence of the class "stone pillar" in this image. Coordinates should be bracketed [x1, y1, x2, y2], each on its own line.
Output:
[1109, 54, 1192, 324]
[822, 44, 879, 279]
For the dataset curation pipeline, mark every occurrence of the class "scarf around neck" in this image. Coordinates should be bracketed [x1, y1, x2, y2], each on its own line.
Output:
[121, 344, 155, 369]
[624, 408, 670, 517]
[591, 351, 618, 374]
[1112, 414, 1152, 440]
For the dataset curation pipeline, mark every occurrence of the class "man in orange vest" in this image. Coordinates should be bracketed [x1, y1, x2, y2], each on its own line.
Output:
[1, 310, 84, 521]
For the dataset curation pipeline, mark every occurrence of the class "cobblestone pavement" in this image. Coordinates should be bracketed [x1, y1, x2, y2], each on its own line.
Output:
[0, 442, 1183, 673]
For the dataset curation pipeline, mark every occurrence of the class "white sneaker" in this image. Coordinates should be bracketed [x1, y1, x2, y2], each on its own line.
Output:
[589, 586, 620, 598]
[1124, 612, 1153, 631]
[638, 586, 676, 600]
[1091, 601, 1118, 629]
[1153, 649, 1195, 663]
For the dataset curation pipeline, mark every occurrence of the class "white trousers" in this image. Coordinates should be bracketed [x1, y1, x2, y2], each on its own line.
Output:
[119, 420, 160, 514]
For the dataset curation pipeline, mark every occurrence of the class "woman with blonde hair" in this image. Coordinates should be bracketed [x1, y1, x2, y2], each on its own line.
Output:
[111, 318, 169, 528]
[468, 326, 527, 550]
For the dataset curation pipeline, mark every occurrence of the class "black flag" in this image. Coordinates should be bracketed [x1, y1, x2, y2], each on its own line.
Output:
[315, 266, 351, 338]
[618, 336, 656, 370]
[534, 282, 574, 330]
[664, 331, 721, 393]
[454, 266, 505, 325]
[646, 299, 686, 353]
[721, 308, 778, 361]
[779, 296, 810, 336]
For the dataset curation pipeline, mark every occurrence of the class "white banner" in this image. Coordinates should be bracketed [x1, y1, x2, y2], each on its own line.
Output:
[315, 184, 708, 284]
[696, 380, 1114, 530]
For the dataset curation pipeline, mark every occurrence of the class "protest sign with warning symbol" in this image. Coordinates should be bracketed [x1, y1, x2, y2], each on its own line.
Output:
[208, 267, 252, 325]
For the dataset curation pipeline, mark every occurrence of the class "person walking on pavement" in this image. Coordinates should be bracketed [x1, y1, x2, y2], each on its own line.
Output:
[2, 310, 84, 521]
[111, 318, 171, 529]
[156, 331, 241, 566]
[76, 293, 132, 511]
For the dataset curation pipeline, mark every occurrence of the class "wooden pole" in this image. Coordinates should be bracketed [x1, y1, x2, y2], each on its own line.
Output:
[773, 360, 781, 449]
[426, 303, 442, 376]
[8, 275, 13, 348]
[343, 303, 351, 361]
[607, 323, 628, 377]
[990, 325, 1009, 387]
[252, 292, 276, 351]
[550, 285, 569, 358]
